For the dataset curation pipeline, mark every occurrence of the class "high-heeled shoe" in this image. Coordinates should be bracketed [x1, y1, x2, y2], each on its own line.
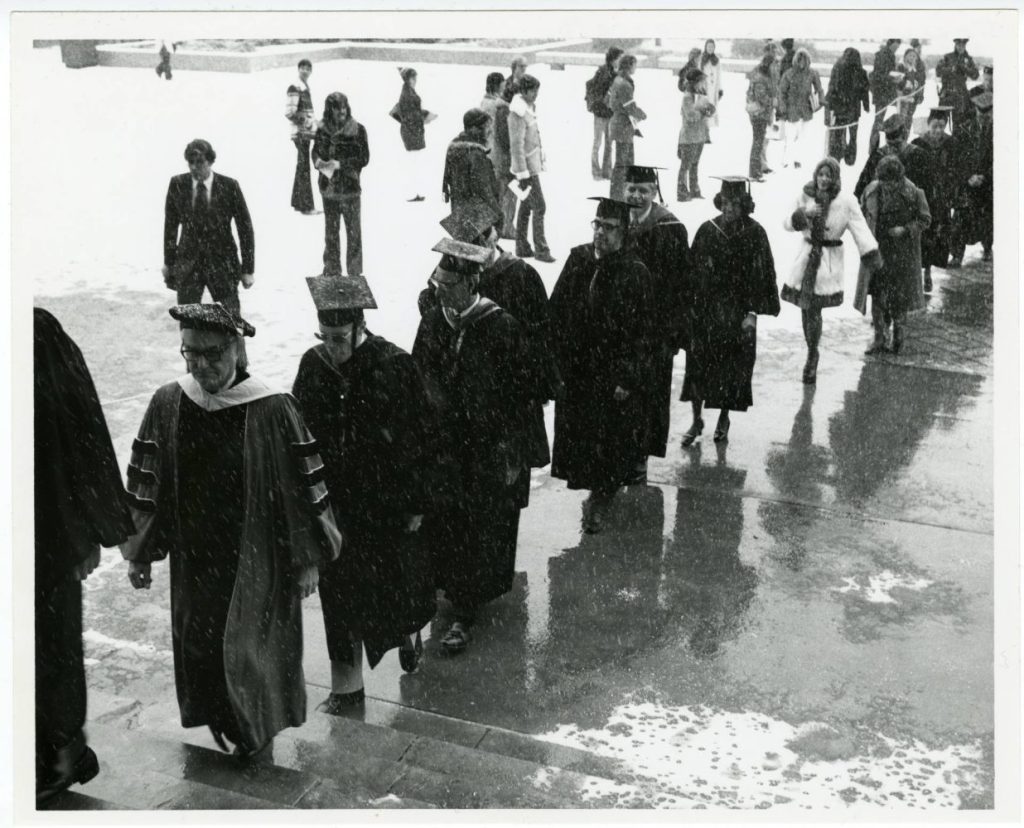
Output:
[681, 418, 704, 447]
[713, 418, 731, 443]
[398, 631, 423, 673]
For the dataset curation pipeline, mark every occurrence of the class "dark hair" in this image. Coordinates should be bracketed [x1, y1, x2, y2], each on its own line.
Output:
[485, 71, 505, 93]
[876, 154, 905, 182]
[298, 59, 312, 70]
[605, 46, 624, 66]
[619, 54, 638, 73]
[701, 39, 719, 67]
[886, 38, 902, 47]
[399, 67, 417, 84]
[184, 138, 215, 164]
[781, 38, 795, 50]
[323, 92, 352, 124]
[511, 55, 528, 70]
[318, 308, 365, 327]
[713, 191, 756, 215]
[519, 74, 540, 93]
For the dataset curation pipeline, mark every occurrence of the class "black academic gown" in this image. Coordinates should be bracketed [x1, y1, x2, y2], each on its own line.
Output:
[853, 140, 931, 200]
[680, 215, 780, 411]
[911, 132, 959, 267]
[292, 335, 437, 668]
[629, 204, 690, 457]
[412, 299, 532, 610]
[419, 248, 559, 467]
[549, 244, 654, 491]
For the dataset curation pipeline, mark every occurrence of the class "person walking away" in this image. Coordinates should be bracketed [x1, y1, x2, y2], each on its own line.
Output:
[508, 75, 555, 262]
[625, 166, 691, 472]
[936, 38, 980, 134]
[778, 47, 823, 169]
[286, 59, 317, 215]
[503, 55, 529, 103]
[162, 139, 255, 316]
[745, 53, 775, 181]
[781, 158, 881, 383]
[34, 309, 135, 805]
[778, 38, 796, 78]
[896, 47, 926, 126]
[412, 238, 534, 654]
[480, 72, 516, 239]
[911, 107, 957, 289]
[392, 67, 435, 202]
[949, 90, 993, 266]
[677, 68, 715, 200]
[587, 46, 622, 180]
[608, 55, 647, 200]
[868, 39, 902, 156]
[292, 275, 437, 710]
[700, 40, 723, 130]
[855, 156, 931, 354]
[155, 38, 175, 79]
[825, 48, 870, 166]
[312, 92, 369, 278]
[679, 178, 780, 446]
[442, 108, 501, 226]
[122, 303, 342, 758]
[549, 197, 654, 533]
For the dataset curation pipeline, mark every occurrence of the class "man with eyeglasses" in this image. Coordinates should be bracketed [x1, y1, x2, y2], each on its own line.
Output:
[549, 197, 654, 534]
[292, 275, 436, 711]
[412, 238, 532, 655]
[120, 303, 341, 759]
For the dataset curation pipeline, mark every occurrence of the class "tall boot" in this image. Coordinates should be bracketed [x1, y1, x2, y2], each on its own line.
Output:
[801, 310, 821, 383]
[891, 314, 905, 355]
[865, 304, 888, 354]
[923, 266, 933, 293]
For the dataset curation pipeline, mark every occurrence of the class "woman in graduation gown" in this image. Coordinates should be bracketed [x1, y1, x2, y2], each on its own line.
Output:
[680, 177, 780, 445]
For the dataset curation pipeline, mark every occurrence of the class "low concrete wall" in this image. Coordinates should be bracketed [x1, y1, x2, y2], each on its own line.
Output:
[95, 38, 592, 73]
[537, 50, 653, 69]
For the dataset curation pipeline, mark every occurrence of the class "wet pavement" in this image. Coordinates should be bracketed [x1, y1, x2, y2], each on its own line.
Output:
[23, 45, 997, 811]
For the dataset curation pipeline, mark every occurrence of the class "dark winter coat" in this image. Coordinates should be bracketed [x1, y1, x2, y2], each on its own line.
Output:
[291, 336, 436, 665]
[779, 59, 824, 122]
[550, 244, 654, 490]
[629, 204, 690, 458]
[869, 45, 899, 108]
[479, 93, 511, 177]
[441, 133, 502, 224]
[825, 49, 870, 120]
[911, 132, 958, 266]
[854, 140, 931, 200]
[312, 115, 370, 199]
[679, 216, 780, 412]
[396, 84, 427, 151]
[746, 65, 775, 120]
[588, 64, 617, 119]
[418, 249, 559, 468]
[953, 117, 992, 246]
[936, 49, 980, 118]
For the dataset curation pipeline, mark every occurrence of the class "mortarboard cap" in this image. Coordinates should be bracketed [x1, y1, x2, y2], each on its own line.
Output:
[440, 202, 500, 243]
[431, 237, 490, 284]
[169, 303, 255, 337]
[926, 106, 953, 123]
[625, 165, 665, 184]
[587, 196, 632, 224]
[953, 38, 969, 44]
[711, 175, 751, 199]
[971, 91, 993, 111]
[305, 274, 377, 326]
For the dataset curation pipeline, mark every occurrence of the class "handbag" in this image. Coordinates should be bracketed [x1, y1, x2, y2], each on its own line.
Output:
[389, 102, 401, 123]
[809, 86, 822, 113]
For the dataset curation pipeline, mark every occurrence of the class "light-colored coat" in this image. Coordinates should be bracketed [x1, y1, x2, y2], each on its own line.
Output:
[783, 190, 878, 301]
[508, 94, 545, 179]
[608, 75, 643, 143]
[679, 92, 712, 145]
[701, 59, 722, 126]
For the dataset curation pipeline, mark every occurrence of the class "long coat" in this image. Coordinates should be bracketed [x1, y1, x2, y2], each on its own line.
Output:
[936, 50, 980, 119]
[700, 58, 722, 126]
[441, 133, 501, 223]
[779, 61, 824, 122]
[291, 337, 436, 667]
[412, 300, 532, 608]
[163, 172, 254, 279]
[396, 84, 426, 151]
[508, 94, 545, 179]
[608, 75, 641, 143]
[418, 249, 559, 468]
[854, 140, 931, 200]
[952, 118, 993, 246]
[630, 204, 690, 457]
[781, 188, 878, 306]
[855, 179, 931, 316]
[312, 118, 370, 199]
[479, 92, 511, 178]
[745, 66, 774, 120]
[825, 52, 870, 121]
[680, 216, 780, 411]
[911, 132, 959, 267]
[550, 244, 653, 490]
[120, 377, 341, 750]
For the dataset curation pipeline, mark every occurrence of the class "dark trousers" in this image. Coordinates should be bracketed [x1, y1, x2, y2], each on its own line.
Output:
[749, 117, 769, 177]
[36, 575, 86, 768]
[156, 46, 172, 79]
[323, 195, 363, 277]
[515, 175, 549, 257]
[291, 137, 315, 213]
[177, 265, 240, 315]
[827, 116, 860, 166]
[677, 142, 704, 197]
[497, 171, 517, 239]
[868, 103, 888, 156]
[610, 140, 634, 200]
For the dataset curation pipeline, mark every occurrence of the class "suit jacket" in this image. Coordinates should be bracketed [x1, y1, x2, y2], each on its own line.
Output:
[163, 172, 255, 278]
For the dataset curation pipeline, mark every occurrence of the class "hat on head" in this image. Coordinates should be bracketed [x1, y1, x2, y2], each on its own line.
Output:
[440, 202, 500, 243]
[169, 303, 255, 337]
[926, 106, 953, 123]
[306, 273, 377, 326]
[882, 112, 907, 135]
[625, 165, 664, 185]
[953, 38, 969, 44]
[431, 237, 490, 284]
[971, 90, 993, 111]
[462, 107, 490, 131]
[587, 196, 632, 225]
[711, 175, 751, 200]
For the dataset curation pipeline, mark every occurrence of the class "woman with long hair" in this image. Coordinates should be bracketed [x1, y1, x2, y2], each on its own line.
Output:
[699, 39, 722, 129]
[392, 67, 434, 202]
[677, 68, 715, 201]
[781, 157, 880, 383]
[897, 47, 927, 125]
[777, 47, 823, 169]
[745, 53, 775, 181]
[824, 47, 870, 166]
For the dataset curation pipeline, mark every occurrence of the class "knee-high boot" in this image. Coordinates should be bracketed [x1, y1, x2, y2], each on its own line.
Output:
[801, 310, 821, 383]
[865, 302, 889, 354]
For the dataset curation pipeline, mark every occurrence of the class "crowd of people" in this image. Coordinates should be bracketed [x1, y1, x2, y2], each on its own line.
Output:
[35, 37, 995, 803]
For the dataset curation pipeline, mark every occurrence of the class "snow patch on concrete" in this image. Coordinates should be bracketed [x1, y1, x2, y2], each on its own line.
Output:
[539, 699, 985, 810]
[832, 570, 934, 604]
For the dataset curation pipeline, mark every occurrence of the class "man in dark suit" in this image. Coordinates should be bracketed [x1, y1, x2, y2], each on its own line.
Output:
[163, 139, 255, 314]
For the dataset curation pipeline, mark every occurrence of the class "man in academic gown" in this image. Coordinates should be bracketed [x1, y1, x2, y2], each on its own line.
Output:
[950, 89, 993, 266]
[292, 275, 436, 712]
[910, 107, 959, 289]
[412, 238, 533, 655]
[854, 113, 931, 200]
[624, 165, 690, 473]
[549, 197, 654, 533]
[121, 303, 341, 758]
[34, 309, 136, 804]
[419, 202, 561, 468]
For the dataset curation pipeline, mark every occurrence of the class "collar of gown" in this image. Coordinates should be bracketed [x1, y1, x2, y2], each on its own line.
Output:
[177, 373, 280, 412]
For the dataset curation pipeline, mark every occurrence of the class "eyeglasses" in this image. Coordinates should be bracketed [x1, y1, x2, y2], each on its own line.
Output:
[314, 332, 351, 344]
[591, 219, 623, 232]
[180, 343, 233, 364]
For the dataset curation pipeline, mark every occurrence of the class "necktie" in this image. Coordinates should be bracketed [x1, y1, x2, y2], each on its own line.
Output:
[194, 181, 209, 214]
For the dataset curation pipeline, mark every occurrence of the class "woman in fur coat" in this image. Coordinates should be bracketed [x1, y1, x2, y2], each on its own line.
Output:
[782, 157, 881, 383]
